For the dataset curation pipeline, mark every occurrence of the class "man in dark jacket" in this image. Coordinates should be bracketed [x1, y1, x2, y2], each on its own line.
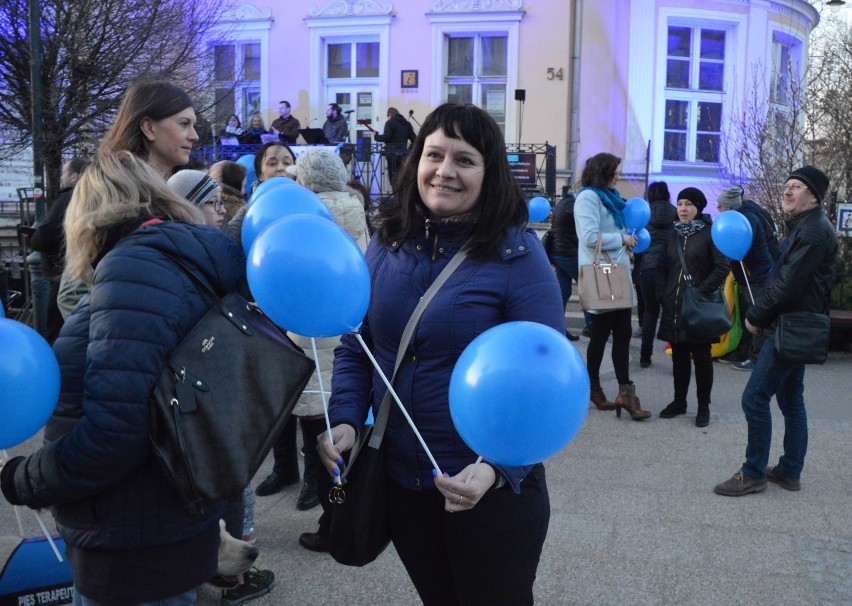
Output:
[716, 186, 774, 370]
[29, 157, 89, 343]
[715, 165, 837, 497]
[322, 103, 349, 144]
[549, 188, 587, 340]
[374, 107, 416, 184]
[270, 100, 301, 144]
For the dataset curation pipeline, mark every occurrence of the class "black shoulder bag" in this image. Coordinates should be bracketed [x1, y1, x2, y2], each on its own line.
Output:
[149, 255, 315, 520]
[328, 244, 470, 567]
[676, 240, 731, 341]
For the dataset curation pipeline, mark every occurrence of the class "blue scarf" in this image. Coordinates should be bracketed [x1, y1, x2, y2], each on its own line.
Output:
[582, 187, 625, 229]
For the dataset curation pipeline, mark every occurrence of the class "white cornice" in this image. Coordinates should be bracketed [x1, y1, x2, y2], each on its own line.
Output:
[309, 0, 393, 17]
[219, 4, 273, 22]
[430, 0, 523, 11]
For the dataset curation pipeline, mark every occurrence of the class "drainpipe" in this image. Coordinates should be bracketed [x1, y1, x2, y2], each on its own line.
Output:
[567, 0, 583, 187]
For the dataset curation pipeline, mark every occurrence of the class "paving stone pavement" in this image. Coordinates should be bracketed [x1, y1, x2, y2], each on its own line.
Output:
[2, 309, 850, 605]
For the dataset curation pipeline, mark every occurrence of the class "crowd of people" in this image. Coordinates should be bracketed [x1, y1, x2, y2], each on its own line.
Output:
[0, 77, 840, 605]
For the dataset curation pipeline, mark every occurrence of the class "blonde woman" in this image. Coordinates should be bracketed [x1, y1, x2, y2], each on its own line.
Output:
[1, 151, 247, 605]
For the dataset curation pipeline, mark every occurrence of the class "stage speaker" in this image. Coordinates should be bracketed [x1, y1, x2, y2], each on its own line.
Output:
[514, 89, 526, 102]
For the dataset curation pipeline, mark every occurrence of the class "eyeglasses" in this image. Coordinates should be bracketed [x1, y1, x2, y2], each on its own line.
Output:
[784, 184, 806, 193]
[205, 200, 225, 211]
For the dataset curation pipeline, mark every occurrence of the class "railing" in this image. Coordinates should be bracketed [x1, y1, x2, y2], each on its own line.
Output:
[191, 142, 557, 202]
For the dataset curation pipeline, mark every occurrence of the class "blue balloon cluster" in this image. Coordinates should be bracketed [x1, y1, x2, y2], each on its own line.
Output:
[528, 197, 551, 223]
[249, 176, 299, 207]
[633, 228, 651, 254]
[449, 321, 589, 466]
[712, 211, 753, 260]
[0, 319, 61, 449]
[241, 185, 333, 255]
[247, 214, 370, 338]
[624, 197, 651, 231]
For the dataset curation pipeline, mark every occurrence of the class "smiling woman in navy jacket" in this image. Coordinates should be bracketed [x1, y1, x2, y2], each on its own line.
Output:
[319, 103, 564, 606]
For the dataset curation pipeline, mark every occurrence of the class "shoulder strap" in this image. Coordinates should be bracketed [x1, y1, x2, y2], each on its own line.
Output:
[371, 241, 471, 439]
[160, 253, 221, 306]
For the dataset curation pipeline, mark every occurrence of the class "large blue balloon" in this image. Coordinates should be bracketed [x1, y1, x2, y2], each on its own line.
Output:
[633, 228, 651, 254]
[249, 176, 299, 206]
[624, 197, 651, 231]
[236, 155, 257, 196]
[247, 214, 370, 337]
[0, 318, 60, 449]
[528, 197, 551, 223]
[712, 211, 753, 261]
[241, 186, 333, 255]
[449, 321, 589, 466]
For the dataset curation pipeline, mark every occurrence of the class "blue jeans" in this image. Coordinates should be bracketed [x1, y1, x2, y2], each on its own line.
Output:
[740, 340, 807, 480]
[73, 588, 197, 606]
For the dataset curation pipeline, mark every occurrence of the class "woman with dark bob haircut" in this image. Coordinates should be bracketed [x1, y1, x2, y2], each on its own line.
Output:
[320, 103, 564, 605]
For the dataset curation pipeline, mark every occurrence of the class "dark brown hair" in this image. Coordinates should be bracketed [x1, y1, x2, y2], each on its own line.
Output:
[580, 152, 621, 189]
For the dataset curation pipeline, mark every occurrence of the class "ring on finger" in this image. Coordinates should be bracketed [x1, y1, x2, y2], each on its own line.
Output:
[457, 495, 464, 505]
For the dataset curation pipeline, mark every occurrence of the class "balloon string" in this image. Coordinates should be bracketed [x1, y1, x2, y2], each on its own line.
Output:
[312, 337, 341, 486]
[464, 456, 483, 485]
[354, 333, 443, 476]
[34, 511, 63, 562]
[738, 261, 755, 304]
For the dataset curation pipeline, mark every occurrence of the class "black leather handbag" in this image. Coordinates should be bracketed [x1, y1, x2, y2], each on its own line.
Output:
[327, 244, 470, 567]
[149, 255, 315, 520]
[774, 311, 830, 365]
[676, 243, 731, 341]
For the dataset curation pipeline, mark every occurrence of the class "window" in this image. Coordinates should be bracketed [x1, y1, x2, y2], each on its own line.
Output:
[212, 42, 262, 128]
[444, 33, 508, 131]
[663, 25, 727, 163]
[327, 42, 380, 78]
[772, 33, 801, 106]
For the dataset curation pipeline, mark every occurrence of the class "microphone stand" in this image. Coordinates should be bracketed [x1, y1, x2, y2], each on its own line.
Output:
[408, 111, 421, 128]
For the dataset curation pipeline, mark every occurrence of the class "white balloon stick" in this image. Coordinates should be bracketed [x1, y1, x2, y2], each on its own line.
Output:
[312, 337, 341, 486]
[464, 456, 483, 485]
[34, 511, 63, 562]
[739, 261, 755, 304]
[354, 333, 443, 477]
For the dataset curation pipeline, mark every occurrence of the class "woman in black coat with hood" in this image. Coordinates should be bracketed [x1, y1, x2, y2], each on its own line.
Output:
[656, 187, 729, 427]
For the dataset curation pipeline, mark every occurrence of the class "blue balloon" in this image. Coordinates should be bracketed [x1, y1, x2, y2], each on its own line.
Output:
[624, 197, 651, 231]
[0, 318, 60, 449]
[241, 186, 333, 255]
[712, 211, 753, 261]
[633, 228, 651, 254]
[236, 155, 257, 196]
[449, 321, 589, 466]
[247, 214, 370, 337]
[528, 197, 551, 223]
[249, 176, 299, 206]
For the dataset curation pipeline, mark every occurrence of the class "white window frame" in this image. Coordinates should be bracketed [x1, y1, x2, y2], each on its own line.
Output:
[207, 6, 272, 129]
[652, 9, 745, 170]
[428, 11, 522, 142]
[305, 16, 392, 125]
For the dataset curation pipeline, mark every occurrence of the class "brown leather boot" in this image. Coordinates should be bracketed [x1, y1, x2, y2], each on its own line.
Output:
[614, 383, 651, 421]
[590, 386, 616, 411]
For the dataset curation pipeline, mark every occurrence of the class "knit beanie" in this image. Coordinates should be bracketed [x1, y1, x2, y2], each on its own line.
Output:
[167, 170, 221, 207]
[676, 187, 707, 213]
[787, 166, 829, 204]
[716, 185, 743, 210]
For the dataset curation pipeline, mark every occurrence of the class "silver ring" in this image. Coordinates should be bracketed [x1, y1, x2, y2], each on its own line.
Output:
[457, 495, 464, 505]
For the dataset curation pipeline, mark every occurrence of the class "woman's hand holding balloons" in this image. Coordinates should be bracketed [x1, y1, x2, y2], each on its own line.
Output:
[318, 424, 357, 478]
[622, 232, 638, 251]
[434, 462, 496, 513]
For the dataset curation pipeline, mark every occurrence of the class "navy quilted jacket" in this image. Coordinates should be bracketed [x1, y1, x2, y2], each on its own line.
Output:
[2, 221, 245, 550]
[329, 219, 565, 493]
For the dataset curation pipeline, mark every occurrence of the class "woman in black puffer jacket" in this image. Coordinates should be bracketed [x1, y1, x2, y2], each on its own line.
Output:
[656, 187, 728, 427]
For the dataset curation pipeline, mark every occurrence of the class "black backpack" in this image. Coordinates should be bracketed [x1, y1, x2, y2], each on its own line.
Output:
[749, 201, 781, 261]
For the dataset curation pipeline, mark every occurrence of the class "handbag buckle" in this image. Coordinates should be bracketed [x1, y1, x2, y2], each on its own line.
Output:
[601, 265, 612, 274]
[329, 485, 346, 504]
